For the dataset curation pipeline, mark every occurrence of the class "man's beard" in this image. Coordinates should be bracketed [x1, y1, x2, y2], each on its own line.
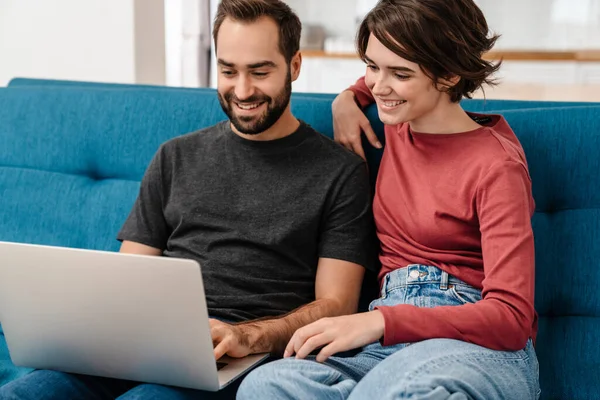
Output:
[218, 71, 292, 135]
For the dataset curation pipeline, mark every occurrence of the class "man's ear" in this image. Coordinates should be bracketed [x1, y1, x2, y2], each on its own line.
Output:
[290, 51, 302, 82]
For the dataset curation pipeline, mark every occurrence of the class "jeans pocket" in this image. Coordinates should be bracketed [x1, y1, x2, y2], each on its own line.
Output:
[368, 298, 383, 311]
[448, 284, 482, 305]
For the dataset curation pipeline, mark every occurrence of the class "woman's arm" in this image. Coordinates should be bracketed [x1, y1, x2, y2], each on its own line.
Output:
[376, 161, 536, 351]
[333, 76, 381, 160]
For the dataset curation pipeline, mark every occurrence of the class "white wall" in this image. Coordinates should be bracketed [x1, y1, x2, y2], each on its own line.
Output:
[0, 0, 166, 86]
[286, 0, 600, 50]
[285, 0, 360, 40]
[165, 0, 183, 86]
[209, 0, 219, 88]
[479, 0, 600, 50]
[134, 0, 166, 85]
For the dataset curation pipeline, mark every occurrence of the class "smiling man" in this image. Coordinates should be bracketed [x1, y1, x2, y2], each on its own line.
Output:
[0, 1, 377, 399]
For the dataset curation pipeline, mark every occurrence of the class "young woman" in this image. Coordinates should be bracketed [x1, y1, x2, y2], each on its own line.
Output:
[238, 0, 540, 398]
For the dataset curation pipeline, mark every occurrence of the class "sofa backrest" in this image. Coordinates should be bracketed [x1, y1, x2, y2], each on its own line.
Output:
[9, 77, 597, 110]
[0, 82, 599, 399]
[0, 86, 340, 250]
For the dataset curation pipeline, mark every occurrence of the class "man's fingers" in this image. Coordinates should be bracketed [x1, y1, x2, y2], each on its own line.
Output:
[211, 323, 229, 349]
[213, 338, 230, 361]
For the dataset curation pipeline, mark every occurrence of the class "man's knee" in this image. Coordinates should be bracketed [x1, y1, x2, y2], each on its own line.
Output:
[0, 370, 70, 400]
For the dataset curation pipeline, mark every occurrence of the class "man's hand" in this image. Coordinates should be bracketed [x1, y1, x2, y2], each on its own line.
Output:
[284, 311, 385, 363]
[211, 319, 254, 360]
[209, 261, 366, 359]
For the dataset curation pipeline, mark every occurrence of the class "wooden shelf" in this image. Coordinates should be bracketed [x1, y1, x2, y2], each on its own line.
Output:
[301, 49, 600, 62]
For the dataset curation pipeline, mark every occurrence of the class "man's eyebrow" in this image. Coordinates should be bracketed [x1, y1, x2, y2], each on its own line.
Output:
[217, 59, 277, 69]
[217, 58, 234, 67]
[247, 61, 277, 69]
[363, 55, 416, 73]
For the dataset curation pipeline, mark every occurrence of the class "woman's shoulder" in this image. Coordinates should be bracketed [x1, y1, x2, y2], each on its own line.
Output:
[474, 114, 529, 168]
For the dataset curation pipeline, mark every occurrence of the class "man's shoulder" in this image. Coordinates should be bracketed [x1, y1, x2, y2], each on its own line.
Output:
[160, 121, 228, 152]
[301, 122, 365, 169]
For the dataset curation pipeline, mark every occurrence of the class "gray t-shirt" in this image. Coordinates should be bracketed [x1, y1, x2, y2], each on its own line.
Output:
[118, 120, 377, 322]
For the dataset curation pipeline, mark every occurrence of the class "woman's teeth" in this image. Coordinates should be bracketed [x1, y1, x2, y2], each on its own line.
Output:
[383, 100, 406, 107]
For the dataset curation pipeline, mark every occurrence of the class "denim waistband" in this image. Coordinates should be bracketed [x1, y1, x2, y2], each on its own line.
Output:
[382, 264, 469, 293]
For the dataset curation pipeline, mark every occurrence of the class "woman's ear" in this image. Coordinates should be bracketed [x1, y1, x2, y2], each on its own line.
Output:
[436, 74, 461, 91]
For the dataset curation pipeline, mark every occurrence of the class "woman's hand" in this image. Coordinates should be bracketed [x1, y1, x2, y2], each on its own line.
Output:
[284, 311, 385, 362]
[332, 90, 381, 160]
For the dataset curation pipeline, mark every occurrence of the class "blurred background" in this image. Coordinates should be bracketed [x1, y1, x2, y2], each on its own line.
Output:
[1, 0, 599, 100]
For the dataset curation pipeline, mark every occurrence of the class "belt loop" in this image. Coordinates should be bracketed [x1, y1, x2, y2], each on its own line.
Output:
[381, 273, 391, 297]
[440, 270, 449, 290]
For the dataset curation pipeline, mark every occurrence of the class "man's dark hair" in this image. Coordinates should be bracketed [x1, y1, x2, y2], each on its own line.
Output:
[213, 0, 302, 64]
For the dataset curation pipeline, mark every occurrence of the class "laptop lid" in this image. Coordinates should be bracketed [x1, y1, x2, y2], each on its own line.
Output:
[0, 241, 267, 391]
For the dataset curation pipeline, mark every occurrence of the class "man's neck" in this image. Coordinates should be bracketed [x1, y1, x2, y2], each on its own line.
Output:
[232, 109, 300, 142]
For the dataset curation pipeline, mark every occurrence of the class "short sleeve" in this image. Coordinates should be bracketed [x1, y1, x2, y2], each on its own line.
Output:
[318, 162, 378, 272]
[117, 146, 170, 249]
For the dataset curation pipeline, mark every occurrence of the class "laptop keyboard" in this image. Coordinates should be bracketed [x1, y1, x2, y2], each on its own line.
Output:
[216, 362, 228, 370]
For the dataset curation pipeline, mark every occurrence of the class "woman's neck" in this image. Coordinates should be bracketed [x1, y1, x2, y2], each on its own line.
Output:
[409, 102, 482, 134]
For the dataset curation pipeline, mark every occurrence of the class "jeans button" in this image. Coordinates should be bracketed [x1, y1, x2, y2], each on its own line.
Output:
[409, 270, 419, 279]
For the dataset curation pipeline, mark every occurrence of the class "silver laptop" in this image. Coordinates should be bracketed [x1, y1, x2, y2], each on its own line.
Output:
[0, 241, 269, 391]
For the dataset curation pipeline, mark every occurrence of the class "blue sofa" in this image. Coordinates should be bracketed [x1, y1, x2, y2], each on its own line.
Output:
[0, 78, 598, 399]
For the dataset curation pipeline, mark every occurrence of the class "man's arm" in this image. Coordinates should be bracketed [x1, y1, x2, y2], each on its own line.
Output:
[119, 240, 162, 256]
[117, 145, 170, 250]
[121, 238, 366, 359]
[212, 257, 365, 359]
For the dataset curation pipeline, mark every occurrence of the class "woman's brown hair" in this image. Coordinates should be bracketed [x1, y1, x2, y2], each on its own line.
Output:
[357, 0, 501, 102]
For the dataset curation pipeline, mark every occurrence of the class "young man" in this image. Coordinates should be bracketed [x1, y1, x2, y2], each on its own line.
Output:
[0, 1, 376, 399]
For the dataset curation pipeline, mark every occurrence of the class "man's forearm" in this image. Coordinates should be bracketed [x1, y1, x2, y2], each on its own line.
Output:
[237, 298, 353, 356]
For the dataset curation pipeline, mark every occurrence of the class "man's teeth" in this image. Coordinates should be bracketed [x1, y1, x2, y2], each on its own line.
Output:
[383, 100, 406, 107]
[237, 102, 262, 110]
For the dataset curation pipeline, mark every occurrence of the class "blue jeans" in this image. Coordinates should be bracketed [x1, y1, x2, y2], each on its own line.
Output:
[238, 265, 541, 400]
[0, 370, 243, 400]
